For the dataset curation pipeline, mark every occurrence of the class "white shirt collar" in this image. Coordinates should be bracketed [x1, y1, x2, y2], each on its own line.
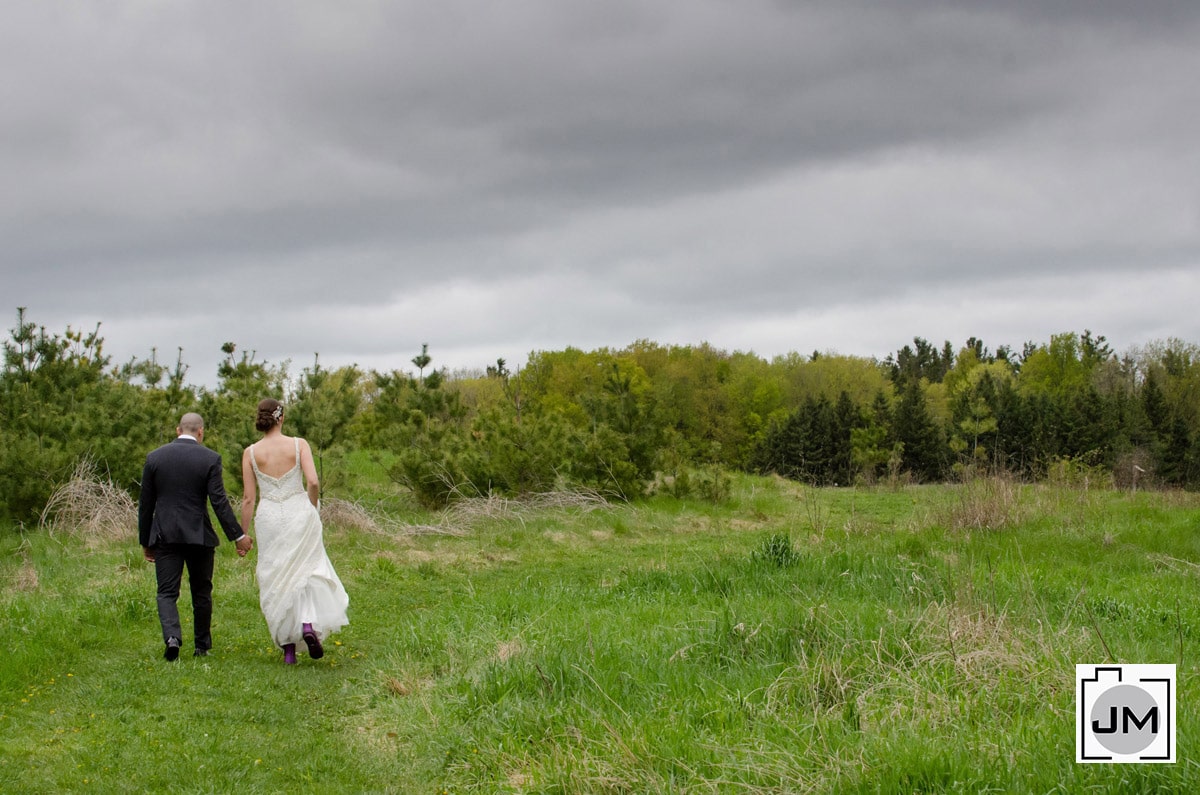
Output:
[178, 433, 198, 442]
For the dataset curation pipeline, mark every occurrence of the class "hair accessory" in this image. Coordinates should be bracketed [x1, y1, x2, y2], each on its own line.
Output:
[272, 406, 283, 422]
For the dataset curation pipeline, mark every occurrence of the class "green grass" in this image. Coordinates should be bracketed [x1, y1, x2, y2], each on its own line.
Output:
[3, 475, 1200, 792]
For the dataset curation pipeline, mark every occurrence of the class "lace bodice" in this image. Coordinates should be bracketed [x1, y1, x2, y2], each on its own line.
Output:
[250, 438, 306, 503]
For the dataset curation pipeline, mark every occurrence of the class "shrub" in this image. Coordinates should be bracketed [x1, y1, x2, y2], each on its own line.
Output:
[388, 427, 478, 510]
[652, 465, 732, 503]
[463, 410, 573, 496]
[1045, 455, 1110, 490]
[750, 532, 799, 568]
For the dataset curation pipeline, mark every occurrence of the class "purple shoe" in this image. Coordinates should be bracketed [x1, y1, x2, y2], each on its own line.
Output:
[301, 623, 324, 659]
[283, 643, 297, 665]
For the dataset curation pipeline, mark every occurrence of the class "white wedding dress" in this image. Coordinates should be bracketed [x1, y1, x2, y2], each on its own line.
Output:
[250, 439, 349, 649]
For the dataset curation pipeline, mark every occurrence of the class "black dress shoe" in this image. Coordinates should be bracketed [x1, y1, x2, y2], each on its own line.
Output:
[164, 637, 181, 661]
[193, 649, 209, 657]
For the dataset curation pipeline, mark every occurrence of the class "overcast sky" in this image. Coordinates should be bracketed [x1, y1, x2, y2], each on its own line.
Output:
[4, 1, 1198, 385]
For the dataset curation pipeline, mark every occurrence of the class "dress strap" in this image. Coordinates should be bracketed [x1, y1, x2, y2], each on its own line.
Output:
[249, 443, 260, 474]
[294, 437, 301, 469]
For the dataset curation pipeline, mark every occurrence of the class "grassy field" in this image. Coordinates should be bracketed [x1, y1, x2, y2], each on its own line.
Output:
[3, 473, 1200, 793]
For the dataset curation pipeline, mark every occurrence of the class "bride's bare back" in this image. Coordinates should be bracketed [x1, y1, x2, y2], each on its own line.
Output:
[241, 428, 322, 527]
[252, 433, 304, 478]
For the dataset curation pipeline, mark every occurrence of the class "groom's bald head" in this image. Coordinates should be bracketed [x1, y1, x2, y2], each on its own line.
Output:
[178, 413, 205, 436]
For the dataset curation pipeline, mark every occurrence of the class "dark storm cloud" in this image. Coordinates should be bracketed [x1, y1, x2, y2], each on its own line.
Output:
[2, 1, 1199, 381]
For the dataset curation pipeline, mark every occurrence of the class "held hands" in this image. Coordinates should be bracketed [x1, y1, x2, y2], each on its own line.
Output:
[235, 534, 254, 557]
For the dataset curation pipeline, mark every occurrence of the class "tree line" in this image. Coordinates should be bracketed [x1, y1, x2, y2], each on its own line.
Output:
[3, 307, 1198, 525]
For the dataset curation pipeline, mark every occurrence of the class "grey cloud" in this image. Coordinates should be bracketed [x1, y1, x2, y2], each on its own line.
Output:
[3, 1, 1200, 383]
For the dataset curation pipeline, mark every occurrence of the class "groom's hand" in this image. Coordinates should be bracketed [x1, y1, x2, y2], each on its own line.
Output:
[143, 545, 155, 563]
[235, 535, 254, 557]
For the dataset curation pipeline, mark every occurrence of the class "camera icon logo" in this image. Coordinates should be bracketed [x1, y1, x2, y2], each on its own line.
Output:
[1077, 664, 1175, 763]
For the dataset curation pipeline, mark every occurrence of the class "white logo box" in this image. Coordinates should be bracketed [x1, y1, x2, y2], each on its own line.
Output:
[1077, 664, 1176, 764]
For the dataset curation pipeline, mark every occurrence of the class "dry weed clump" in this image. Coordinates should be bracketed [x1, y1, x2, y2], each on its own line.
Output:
[320, 498, 385, 533]
[495, 638, 524, 662]
[944, 474, 1026, 532]
[1149, 489, 1200, 510]
[856, 599, 1065, 735]
[39, 458, 136, 543]
[317, 497, 467, 537]
[318, 490, 608, 539]
[386, 489, 611, 538]
[854, 665, 959, 735]
[398, 523, 471, 537]
[1146, 552, 1200, 575]
[444, 489, 611, 525]
[916, 601, 1035, 677]
[384, 675, 412, 697]
[12, 555, 40, 592]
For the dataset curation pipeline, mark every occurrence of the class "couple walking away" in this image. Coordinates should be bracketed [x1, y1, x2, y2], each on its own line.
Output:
[138, 402, 348, 663]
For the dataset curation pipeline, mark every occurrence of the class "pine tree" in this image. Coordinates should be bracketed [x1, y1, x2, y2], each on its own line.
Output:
[832, 391, 862, 485]
[412, 343, 432, 380]
[892, 380, 945, 481]
[1141, 372, 1168, 437]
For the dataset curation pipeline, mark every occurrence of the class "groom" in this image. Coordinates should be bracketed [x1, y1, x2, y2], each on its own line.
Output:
[139, 412, 253, 660]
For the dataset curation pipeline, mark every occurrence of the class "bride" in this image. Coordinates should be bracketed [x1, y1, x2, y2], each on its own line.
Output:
[241, 398, 349, 664]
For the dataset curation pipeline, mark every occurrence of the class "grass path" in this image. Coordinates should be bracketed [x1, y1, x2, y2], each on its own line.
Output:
[3, 476, 1200, 792]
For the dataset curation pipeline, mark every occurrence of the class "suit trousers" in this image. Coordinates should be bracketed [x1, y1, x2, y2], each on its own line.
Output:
[154, 544, 216, 651]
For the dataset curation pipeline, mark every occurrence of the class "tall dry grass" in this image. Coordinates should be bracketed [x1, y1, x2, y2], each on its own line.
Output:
[444, 488, 611, 523]
[38, 457, 135, 544]
[943, 472, 1026, 532]
[319, 497, 387, 533]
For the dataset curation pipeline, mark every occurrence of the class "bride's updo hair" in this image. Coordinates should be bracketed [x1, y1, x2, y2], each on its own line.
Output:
[255, 398, 285, 432]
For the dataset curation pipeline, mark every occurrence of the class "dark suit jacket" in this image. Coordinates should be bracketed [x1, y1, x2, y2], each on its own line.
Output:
[138, 437, 244, 548]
